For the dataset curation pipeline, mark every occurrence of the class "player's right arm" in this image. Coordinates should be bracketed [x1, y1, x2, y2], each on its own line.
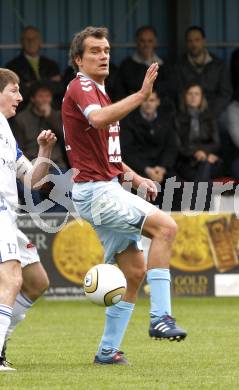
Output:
[17, 130, 57, 189]
[88, 63, 159, 129]
[122, 162, 158, 202]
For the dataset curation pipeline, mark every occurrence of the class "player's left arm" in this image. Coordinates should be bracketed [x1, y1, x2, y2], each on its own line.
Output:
[122, 162, 158, 201]
[17, 129, 57, 189]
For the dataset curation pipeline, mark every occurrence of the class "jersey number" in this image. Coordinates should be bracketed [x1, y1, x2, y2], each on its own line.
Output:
[7, 243, 17, 255]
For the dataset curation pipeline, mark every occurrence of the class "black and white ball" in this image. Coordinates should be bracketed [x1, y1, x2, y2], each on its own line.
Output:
[84, 264, 127, 306]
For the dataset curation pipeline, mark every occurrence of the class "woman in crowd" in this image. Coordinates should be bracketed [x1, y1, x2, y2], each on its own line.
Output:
[174, 83, 223, 210]
[175, 83, 221, 182]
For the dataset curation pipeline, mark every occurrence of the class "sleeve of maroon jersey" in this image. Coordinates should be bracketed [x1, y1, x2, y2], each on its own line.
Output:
[70, 77, 101, 119]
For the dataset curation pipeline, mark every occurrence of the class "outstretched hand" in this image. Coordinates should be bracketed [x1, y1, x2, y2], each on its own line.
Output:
[133, 175, 158, 202]
[37, 129, 57, 148]
[140, 63, 159, 100]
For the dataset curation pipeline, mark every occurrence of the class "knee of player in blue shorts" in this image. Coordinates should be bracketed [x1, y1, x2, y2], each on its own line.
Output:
[146, 212, 178, 243]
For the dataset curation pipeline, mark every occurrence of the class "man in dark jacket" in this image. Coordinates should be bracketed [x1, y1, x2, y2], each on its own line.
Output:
[12, 82, 67, 168]
[6, 26, 63, 108]
[175, 26, 232, 118]
[116, 26, 173, 101]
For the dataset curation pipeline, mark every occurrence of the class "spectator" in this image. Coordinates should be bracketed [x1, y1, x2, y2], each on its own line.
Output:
[6, 26, 63, 109]
[222, 100, 239, 180]
[116, 25, 173, 101]
[120, 90, 178, 209]
[231, 48, 239, 99]
[174, 83, 221, 181]
[62, 62, 119, 101]
[175, 26, 232, 118]
[12, 81, 70, 212]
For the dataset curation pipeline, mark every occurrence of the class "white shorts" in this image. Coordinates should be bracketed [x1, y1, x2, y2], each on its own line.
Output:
[72, 177, 157, 263]
[0, 209, 40, 267]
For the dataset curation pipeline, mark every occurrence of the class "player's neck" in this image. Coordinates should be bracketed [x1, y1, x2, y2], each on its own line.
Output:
[78, 71, 105, 86]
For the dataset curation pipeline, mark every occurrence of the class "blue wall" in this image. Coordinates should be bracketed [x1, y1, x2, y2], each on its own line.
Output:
[192, 0, 239, 62]
[0, 0, 170, 71]
[1, 0, 239, 72]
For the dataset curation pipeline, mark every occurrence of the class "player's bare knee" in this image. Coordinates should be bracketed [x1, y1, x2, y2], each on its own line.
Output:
[154, 217, 177, 241]
[160, 222, 177, 243]
[22, 275, 49, 300]
[126, 264, 146, 287]
[43, 274, 50, 291]
[37, 270, 50, 292]
[144, 212, 178, 241]
[34, 275, 49, 296]
[39, 274, 50, 294]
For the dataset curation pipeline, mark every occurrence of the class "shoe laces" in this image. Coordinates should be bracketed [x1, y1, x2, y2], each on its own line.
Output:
[160, 315, 176, 326]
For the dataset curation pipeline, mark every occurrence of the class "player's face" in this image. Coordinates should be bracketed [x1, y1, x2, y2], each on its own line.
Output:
[141, 92, 160, 116]
[0, 82, 23, 118]
[22, 29, 42, 56]
[185, 86, 202, 108]
[186, 30, 205, 57]
[137, 30, 157, 60]
[75, 37, 110, 84]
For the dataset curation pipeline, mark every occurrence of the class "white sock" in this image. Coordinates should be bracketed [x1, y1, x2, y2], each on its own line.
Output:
[5, 292, 33, 340]
[0, 304, 12, 355]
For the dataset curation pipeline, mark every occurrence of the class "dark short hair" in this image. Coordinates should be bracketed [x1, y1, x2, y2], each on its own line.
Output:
[152, 88, 160, 98]
[185, 25, 206, 39]
[0, 68, 19, 92]
[135, 25, 158, 39]
[183, 82, 204, 94]
[21, 25, 41, 40]
[69, 26, 109, 71]
[29, 81, 53, 97]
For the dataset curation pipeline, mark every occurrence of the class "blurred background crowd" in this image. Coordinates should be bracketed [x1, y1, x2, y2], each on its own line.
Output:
[3, 0, 239, 212]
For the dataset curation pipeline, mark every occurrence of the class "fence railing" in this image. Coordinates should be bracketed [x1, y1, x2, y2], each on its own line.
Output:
[0, 41, 239, 50]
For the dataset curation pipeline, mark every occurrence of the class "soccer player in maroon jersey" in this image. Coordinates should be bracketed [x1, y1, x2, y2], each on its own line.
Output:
[62, 26, 187, 365]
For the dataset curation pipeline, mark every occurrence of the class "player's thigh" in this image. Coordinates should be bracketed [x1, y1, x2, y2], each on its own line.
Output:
[17, 229, 49, 295]
[0, 260, 22, 306]
[22, 262, 49, 295]
[0, 260, 22, 283]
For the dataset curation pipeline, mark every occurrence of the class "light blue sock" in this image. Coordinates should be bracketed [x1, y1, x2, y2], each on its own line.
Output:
[97, 301, 134, 360]
[147, 268, 171, 322]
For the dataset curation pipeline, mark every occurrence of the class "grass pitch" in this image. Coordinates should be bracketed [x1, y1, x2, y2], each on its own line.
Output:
[1, 297, 239, 389]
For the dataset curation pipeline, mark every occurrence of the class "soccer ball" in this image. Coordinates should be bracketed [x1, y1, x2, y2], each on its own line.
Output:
[84, 264, 127, 306]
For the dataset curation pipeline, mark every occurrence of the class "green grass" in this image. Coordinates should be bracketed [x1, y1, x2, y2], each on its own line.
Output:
[1, 297, 239, 389]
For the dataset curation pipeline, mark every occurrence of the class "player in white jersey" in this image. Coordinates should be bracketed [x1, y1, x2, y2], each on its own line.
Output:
[0, 68, 57, 371]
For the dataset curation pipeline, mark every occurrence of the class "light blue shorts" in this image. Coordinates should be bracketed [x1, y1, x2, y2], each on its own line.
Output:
[72, 178, 157, 264]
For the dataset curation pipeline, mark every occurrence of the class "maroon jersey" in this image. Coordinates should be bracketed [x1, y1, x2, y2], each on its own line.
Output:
[62, 73, 123, 182]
